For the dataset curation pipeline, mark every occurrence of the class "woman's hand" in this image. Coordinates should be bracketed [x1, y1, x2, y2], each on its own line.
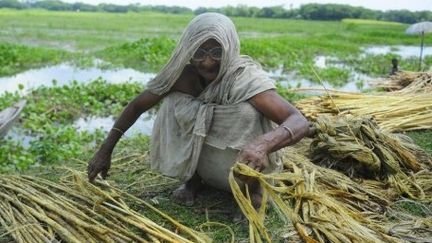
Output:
[87, 148, 112, 182]
[237, 141, 270, 172]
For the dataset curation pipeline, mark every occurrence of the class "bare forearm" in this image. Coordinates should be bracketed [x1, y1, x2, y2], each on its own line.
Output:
[100, 90, 163, 152]
[251, 114, 309, 154]
[270, 114, 309, 152]
[100, 103, 142, 152]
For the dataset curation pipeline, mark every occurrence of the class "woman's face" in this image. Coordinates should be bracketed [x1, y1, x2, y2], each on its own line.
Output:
[190, 39, 222, 82]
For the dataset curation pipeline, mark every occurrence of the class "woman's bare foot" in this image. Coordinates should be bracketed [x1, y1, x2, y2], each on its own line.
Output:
[171, 173, 204, 206]
[248, 179, 263, 209]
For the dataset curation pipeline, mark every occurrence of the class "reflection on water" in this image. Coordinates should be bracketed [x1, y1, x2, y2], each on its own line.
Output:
[6, 114, 155, 147]
[363, 45, 432, 58]
[74, 114, 154, 136]
[6, 127, 35, 147]
[0, 63, 156, 94]
[277, 76, 369, 92]
[269, 68, 371, 92]
[0, 57, 376, 95]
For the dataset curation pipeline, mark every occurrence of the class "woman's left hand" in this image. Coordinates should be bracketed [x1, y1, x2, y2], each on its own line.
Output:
[236, 142, 269, 173]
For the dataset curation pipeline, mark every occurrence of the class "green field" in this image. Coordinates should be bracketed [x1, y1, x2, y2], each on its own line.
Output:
[1, 9, 431, 242]
[1, 9, 431, 79]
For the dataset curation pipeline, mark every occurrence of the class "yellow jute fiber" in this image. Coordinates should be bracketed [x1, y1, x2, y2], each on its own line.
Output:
[0, 170, 210, 243]
[371, 71, 432, 94]
[295, 91, 432, 132]
[229, 115, 432, 242]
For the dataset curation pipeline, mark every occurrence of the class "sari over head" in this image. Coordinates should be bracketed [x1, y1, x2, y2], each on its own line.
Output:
[147, 13, 282, 185]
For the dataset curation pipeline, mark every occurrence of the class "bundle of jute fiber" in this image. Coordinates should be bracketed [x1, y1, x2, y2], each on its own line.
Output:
[310, 114, 432, 200]
[229, 145, 432, 242]
[295, 91, 432, 132]
[0, 170, 210, 243]
[229, 162, 400, 243]
[371, 71, 432, 93]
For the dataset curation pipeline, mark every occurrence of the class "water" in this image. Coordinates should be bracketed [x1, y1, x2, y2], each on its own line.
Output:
[269, 64, 372, 93]
[6, 127, 36, 147]
[5, 114, 155, 147]
[363, 45, 432, 58]
[1, 60, 370, 141]
[0, 62, 157, 140]
[0, 58, 370, 95]
[276, 74, 369, 92]
[0, 63, 156, 95]
[74, 115, 155, 136]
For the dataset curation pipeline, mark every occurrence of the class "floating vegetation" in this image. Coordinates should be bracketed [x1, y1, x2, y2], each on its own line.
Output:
[0, 43, 70, 77]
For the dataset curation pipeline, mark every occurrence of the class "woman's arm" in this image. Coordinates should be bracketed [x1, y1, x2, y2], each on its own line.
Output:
[87, 90, 164, 181]
[88, 65, 201, 181]
[236, 90, 309, 172]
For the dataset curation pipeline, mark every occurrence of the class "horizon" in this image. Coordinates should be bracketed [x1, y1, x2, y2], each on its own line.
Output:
[59, 0, 432, 12]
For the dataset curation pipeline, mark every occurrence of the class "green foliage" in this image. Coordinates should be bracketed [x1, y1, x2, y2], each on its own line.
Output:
[315, 67, 350, 86]
[0, 42, 70, 76]
[342, 18, 403, 26]
[0, 91, 21, 110]
[28, 125, 105, 165]
[0, 79, 144, 170]
[408, 130, 432, 155]
[347, 54, 431, 77]
[0, 139, 33, 172]
[96, 37, 176, 72]
[20, 79, 143, 129]
[275, 82, 306, 102]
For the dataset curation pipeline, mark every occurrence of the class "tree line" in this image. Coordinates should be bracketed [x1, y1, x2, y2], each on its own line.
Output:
[1, 0, 431, 24]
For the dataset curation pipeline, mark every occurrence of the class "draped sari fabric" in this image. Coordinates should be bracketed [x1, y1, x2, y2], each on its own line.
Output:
[147, 13, 282, 186]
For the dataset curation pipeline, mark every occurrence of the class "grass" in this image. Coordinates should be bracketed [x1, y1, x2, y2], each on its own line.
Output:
[407, 130, 432, 155]
[342, 18, 404, 26]
[0, 42, 71, 76]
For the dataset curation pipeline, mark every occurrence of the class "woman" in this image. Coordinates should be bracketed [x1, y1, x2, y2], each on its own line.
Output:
[87, 13, 309, 207]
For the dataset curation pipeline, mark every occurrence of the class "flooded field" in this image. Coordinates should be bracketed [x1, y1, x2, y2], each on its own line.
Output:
[74, 115, 154, 136]
[363, 45, 432, 58]
[0, 62, 155, 94]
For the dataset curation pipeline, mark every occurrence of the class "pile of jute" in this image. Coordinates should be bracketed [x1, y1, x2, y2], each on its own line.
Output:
[295, 92, 432, 132]
[294, 71, 432, 132]
[371, 71, 432, 93]
[0, 170, 209, 243]
[230, 115, 432, 243]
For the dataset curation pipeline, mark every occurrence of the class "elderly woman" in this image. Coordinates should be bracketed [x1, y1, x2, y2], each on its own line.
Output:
[88, 13, 309, 207]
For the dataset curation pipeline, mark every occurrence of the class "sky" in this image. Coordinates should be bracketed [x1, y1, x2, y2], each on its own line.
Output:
[61, 0, 432, 11]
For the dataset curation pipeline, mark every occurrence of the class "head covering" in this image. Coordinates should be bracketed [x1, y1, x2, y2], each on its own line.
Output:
[147, 12, 261, 99]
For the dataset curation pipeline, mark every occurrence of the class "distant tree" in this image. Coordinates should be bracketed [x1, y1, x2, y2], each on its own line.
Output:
[98, 3, 128, 13]
[0, 0, 24, 9]
[33, 0, 71, 11]
[70, 2, 97, 12]
[0, 0, 430, 24]
[257, 7, 275, 18]
[381, 10, 418, 23]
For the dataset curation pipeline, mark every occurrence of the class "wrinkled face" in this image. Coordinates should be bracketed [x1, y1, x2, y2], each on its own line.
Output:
[190, 39, 222, 82]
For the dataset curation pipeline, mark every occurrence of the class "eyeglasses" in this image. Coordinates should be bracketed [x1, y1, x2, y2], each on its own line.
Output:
[191, 47, 222, 62]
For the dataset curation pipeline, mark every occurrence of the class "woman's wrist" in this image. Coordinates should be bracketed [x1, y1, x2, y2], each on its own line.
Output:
[250, 137, 273, 154]
[101, 131, 121, 153]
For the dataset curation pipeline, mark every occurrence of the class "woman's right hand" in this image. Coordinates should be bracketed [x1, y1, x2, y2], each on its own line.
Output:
[87, 148, 112, 182]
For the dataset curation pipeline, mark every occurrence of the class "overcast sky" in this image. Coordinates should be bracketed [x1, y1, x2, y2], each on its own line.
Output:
[61, 0, 432, 11]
